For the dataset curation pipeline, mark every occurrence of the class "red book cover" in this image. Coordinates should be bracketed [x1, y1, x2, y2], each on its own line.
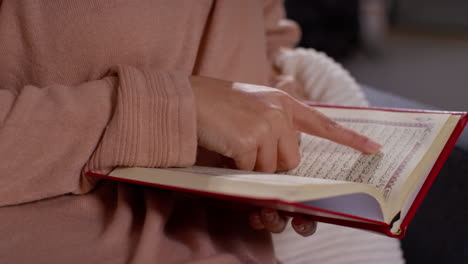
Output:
[88, 106, 468, 238]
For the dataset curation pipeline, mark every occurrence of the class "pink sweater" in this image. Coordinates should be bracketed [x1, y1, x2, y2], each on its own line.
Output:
[0, 0, 299, 263]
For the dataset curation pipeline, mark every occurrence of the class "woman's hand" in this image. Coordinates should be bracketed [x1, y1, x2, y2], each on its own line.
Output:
[191, 75, 381, 172]
[190, 75, 381, 236]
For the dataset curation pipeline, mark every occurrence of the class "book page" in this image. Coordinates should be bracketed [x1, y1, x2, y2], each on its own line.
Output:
[284, 107, 451, 199]
[303, 193, 384, 221]
[166, 166, 344, 186]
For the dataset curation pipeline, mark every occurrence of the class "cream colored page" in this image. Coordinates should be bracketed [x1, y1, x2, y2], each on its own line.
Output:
[166, 166, 344, 186]
[285, 107, 450, 199]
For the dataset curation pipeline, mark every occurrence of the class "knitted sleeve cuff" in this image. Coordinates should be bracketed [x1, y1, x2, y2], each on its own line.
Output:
[82, 65, 196, 191]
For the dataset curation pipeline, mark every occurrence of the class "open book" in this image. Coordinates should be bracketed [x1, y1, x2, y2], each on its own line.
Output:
[88, 105, 467, 238]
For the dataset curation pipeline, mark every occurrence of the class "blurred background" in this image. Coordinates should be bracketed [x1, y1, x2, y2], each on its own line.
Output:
[284, 0, 468, 111]
[284, 1, 468, 263]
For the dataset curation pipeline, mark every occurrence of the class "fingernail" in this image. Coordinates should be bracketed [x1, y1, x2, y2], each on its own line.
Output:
[292, 218, 305, 231]
[250, 213, 261, 224]
[295, 223, 306, 232]
[249, 214, 264, 230]
[262, 209, 276, 222]
[364, 139, 382, 153]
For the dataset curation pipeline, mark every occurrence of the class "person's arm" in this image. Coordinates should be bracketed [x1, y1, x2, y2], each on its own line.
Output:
[0, 65, 196, 206]
[262, 0, 310, 101]
[262, 1, 368, 107]
[263, 0, 301, 63]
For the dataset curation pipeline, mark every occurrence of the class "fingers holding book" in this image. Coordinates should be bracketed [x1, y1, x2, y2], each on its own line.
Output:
[291, 215, 317, 237]
[249, 208, 316, 237]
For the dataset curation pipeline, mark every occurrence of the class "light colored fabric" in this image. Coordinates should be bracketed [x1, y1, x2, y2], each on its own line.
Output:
[275, 48, 368, 107]
[273, 224, 405, 264]
[0, 0, 300, 263]
[273, 47, 405, 264]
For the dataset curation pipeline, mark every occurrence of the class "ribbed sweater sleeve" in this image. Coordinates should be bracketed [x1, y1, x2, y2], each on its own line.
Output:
[83, 66, 197, 189]
[0, 65, 196, 206]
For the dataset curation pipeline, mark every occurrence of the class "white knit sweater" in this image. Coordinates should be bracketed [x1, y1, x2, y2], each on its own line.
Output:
[275, 48, 368, 107]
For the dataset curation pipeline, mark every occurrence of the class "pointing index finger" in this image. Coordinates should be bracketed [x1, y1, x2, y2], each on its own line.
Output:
[292, 102, 382, 154]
